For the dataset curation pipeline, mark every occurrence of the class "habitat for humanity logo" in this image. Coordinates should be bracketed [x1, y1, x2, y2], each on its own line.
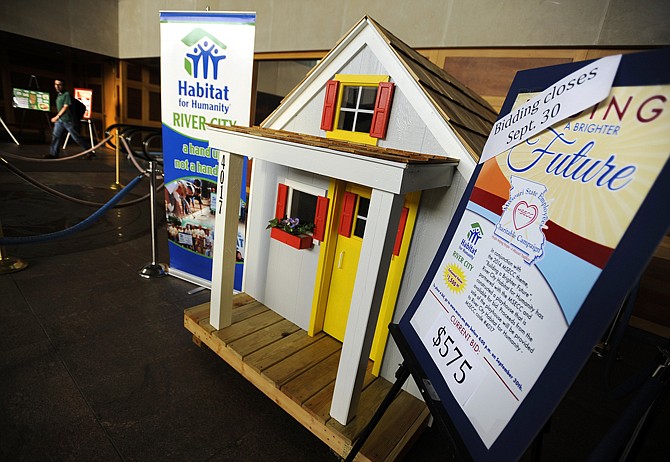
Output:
[460, 222, 483, 259]
[177, 27, 231, 106]
[182, 28, 227, 79]
[467, 223, 484, 245]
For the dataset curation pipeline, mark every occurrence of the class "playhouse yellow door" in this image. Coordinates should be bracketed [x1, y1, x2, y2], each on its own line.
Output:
[323, 185, 370, 342]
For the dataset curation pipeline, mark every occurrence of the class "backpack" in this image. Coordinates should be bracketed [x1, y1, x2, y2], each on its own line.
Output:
[69, 96, 87, 121]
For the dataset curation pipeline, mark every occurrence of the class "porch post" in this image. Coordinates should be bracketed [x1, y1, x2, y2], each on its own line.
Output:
[330, 188, 404, 425]
[209, 150, 244, 329]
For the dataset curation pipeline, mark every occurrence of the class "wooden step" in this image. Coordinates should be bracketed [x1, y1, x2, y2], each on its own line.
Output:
[262, 336, 342, 387]
[184, 293, 429, 462]
[228, 319, 302, 359]
[244, 329, 327, 373]
[281, 350, 341, 405]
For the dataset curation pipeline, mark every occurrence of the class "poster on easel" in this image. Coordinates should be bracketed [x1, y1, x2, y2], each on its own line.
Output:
[398, 48, 670, 461]
[74, 88, 93, 119]
[159, 11, 255, 288]
[12, 88, 50, 111]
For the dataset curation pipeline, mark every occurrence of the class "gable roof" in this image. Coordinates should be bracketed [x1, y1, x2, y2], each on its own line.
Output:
[261, 16, 497, 165]
[366, 17, 498, 160]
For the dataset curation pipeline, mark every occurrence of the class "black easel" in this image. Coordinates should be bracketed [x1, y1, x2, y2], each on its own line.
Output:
[586, 280, 670, 462]
[587, 337, 669, 461]
[343, 324, 556, 462]
[18, 75, 52, 140]
[343, 324, 472, 462]
[343, 361, 410, 462]
[345, 311, 669, 462]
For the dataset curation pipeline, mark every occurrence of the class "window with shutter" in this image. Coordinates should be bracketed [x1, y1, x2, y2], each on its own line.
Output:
[323, 74, 393, 145]
[271, 181, 329, 243]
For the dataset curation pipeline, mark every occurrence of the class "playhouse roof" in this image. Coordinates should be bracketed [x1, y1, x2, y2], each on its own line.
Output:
[366, 17, 498, 160]
[265, 16, 497, 162]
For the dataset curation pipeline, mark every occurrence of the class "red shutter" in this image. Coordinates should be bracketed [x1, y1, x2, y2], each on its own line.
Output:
[369, 81, 395, 139]
[337, 192, 357, 237]
[313, 196, 330, 241]
[275, 183, 289, 219]
[393, 207, 409, 256]
[320, 80, 340, 131]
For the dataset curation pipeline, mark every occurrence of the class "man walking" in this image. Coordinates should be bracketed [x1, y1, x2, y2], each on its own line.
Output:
[46, 79, 92, 159]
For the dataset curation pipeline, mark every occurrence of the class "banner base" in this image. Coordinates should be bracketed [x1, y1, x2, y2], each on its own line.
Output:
[168, 267, 212, 290]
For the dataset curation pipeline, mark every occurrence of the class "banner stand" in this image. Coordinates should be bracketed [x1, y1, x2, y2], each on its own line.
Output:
[159, 10, 255, 289]
[168, 266, 212, 289]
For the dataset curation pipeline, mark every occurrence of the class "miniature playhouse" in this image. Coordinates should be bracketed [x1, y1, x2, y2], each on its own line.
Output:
[185, 16, 496, 460]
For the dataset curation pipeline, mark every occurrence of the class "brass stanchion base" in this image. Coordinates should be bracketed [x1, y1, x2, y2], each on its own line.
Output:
[110, 182, 125, 191]
[138, 262, 168, 279]
[0, 256, 28, 274]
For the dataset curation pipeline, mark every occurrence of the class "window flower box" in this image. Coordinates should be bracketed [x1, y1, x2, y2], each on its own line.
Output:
[267, 216, 315, 250]
[270, 227, 313, 249]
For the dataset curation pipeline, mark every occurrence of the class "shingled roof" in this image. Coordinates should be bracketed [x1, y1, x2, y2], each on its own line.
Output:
[366, 17, 498, 161]
[261, 16, 497, 163]
[212, 125, 459, 165]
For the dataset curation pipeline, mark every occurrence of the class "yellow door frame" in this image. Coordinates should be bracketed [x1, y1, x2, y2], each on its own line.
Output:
[309, 179, 345, 336]
[309, 179, 421, 375]
[322, 183, 372, 341]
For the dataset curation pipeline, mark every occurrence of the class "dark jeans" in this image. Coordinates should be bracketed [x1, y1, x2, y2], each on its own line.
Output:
[50, 119, 90, 156]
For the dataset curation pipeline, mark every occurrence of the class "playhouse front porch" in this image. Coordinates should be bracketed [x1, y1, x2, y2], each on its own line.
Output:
[184, 293, 430, 461]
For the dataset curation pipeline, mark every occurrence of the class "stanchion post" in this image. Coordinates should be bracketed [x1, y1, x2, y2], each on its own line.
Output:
[0, 219, 28, 274]
[110, 128, 124, 190]
[139, 160, 168, 278]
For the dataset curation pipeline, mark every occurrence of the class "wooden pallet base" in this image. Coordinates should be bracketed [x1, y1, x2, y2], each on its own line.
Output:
[184, 293, 430, 461]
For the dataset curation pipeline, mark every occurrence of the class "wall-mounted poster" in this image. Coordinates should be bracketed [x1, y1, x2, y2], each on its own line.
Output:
[12, 88, 50, 111]
[398, 48, 670, 461]
[73, 88, 93, 119]
[159, 11, 255, 288]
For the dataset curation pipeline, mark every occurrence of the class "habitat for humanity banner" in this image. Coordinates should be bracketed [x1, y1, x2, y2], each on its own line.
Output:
[159, 11, 255, 287]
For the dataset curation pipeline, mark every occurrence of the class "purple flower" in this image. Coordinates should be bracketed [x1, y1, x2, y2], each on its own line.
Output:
[269, 216, 314, 236]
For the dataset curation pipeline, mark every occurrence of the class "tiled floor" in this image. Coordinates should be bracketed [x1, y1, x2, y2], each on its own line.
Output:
[1, 143, 668, 461]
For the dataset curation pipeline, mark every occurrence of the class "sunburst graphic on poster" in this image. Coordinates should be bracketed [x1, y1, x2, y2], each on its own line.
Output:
[444, 263, 467, 293]
[498, 85, 669, 249]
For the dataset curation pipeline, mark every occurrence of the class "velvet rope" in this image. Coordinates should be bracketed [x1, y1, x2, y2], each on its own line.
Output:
[0, 174, 144, 245]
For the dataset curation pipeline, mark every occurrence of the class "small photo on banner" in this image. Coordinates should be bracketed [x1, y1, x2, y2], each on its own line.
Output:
[165, 177, 217, 256]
